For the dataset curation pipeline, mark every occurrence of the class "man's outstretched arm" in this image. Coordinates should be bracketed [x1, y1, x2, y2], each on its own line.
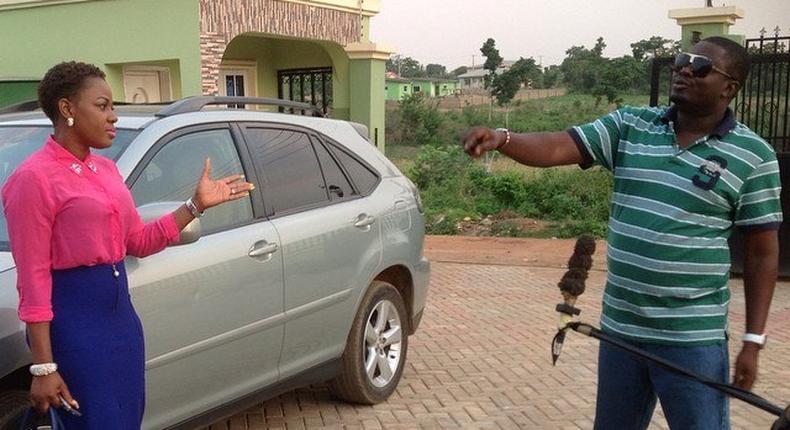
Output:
[733, 228, 779, 390]
[462, 127, 586, 167]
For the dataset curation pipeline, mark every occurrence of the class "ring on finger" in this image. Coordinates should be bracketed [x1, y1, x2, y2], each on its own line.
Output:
[231, 188, 236, 195]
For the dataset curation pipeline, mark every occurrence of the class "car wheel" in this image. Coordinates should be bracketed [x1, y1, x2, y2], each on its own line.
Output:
[330, 280, 408, 404]
[0, 390, 29, 430]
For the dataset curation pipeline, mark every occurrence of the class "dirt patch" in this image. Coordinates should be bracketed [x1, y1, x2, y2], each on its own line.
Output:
[424, 235, 608, 271]
[455, 212, 552, 237]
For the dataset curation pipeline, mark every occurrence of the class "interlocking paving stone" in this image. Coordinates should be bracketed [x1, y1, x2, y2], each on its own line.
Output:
[203, 262, 790, 429]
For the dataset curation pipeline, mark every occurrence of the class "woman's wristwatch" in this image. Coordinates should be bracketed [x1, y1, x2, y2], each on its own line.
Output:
[185, 198, 204, 218]
[29, 362, 58, 376]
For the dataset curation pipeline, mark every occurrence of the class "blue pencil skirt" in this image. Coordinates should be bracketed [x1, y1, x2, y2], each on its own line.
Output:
[49, 261, 145, 429]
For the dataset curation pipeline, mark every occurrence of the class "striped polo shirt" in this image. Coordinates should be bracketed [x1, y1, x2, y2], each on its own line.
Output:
[568, 105, 783, 345]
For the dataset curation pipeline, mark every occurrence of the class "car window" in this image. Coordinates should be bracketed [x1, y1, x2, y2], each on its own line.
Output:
[328, 144, 379, 195]
[245, 128, 329, 214]
[313, 140, 353, 201]
[130, 128, 253, 234]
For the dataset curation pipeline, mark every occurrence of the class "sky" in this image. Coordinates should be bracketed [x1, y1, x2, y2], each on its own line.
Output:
[369, 0, 790, 69]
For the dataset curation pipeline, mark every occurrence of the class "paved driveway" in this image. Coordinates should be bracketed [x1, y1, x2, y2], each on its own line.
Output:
[204, 238, 790, 430]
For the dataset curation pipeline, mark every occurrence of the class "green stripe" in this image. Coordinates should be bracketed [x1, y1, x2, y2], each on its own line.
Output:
[613, 181, 732, 220]
[605, 281, 730, 308]
[606, 272, 727, 299]
[603, 293, 727, 319]
[609, 231, 730, 264]
[603, 304, 727, 331]
[608, 217, 729, 249]
[615, 168, 731, 211]
[612, 208, 730, 240]
[600, 315, 725, 345]
[612, 192, 732, 229]
[608, 258, 728, 290]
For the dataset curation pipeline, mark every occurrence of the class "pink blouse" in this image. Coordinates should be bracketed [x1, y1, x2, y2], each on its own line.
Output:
[2, 136, 180, 323]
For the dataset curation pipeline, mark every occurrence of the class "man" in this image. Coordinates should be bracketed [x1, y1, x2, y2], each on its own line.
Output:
[462, 37, 783, 429]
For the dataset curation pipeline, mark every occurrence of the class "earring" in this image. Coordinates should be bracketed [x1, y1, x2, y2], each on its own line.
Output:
[66, 118, 74, 127]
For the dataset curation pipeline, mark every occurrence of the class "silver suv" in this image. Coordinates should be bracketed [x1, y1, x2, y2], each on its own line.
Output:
[0, 97, 430, 429]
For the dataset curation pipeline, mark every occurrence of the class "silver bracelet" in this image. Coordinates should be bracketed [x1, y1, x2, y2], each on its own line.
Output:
[185, 198, 204, 218]
[30, 362, 58, 377]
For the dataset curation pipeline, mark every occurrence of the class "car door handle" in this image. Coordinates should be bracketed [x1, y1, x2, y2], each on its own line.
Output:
[248, 241, 279, 258]
[353, 214, 376, 230]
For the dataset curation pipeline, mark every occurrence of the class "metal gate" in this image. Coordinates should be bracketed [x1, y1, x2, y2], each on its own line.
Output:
[277, 67, 333, 115]
[649, 31, 790, 276]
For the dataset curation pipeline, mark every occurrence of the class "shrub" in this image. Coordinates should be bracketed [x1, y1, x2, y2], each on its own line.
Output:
[391, 93, 444, 146]
[408, 144, 472, 190]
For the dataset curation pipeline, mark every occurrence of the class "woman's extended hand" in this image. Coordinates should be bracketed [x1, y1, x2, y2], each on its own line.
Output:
[30, 372, 79, 414]
[192, 158, 255, 212]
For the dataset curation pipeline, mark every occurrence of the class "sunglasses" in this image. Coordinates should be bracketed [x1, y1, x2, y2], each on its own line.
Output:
[670, 52, 737, 80]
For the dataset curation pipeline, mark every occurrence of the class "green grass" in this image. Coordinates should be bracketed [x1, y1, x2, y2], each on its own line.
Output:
[385, 92, 645, 238]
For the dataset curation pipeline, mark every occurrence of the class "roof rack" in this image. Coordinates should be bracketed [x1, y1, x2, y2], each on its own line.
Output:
[0, 100, 173, 116]
[0, 100, 39, 114]
[155, 96, 325, 118]
[0, 97, 326, 118]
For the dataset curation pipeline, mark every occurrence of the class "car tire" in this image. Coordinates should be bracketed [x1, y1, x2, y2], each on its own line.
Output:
[0, 390, 29, 430]
[330, 281, 409, 404]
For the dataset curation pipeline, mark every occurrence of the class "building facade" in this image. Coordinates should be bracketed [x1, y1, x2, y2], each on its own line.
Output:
[0, 0, 393, 149]
[385, 76, 459, 101]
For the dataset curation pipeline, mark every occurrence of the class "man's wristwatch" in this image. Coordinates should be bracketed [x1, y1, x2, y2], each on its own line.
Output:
[742, 333, 767, 349]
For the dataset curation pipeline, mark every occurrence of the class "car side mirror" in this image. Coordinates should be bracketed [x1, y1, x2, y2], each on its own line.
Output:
[137, 202, 201, 246]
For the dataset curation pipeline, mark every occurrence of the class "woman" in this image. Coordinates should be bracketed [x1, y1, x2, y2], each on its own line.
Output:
[1, 61, 254, 428]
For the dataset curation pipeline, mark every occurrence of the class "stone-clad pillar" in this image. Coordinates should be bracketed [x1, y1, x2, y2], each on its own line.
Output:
[200, 32, 230, 96]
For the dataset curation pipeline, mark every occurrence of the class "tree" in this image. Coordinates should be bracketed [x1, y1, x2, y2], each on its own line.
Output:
[592, 36, 607, 57]
[560, 44, 602, 92]
[630, 36, 680, 60]
[386, 55, 424, 78]
[425, 63, 447, 78]
[588, 55, 647, 106]
[488, 57, 542, 106]
[480, 38, 503, 89]
[450, 66, 469, 77]
[542, 65, 562, 88]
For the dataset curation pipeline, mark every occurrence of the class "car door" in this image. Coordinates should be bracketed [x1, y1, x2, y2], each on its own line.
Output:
[124, 124, 285, 429]
[241, 124, 383, 378]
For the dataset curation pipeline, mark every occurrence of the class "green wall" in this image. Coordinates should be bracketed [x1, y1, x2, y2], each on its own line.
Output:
[223, 35, 351, 119]
[0, 81, 38, 108]
[435, 80, 459, 97]
[410, 79, 434, 97]
[0, 0, 201, 100]
[350, 58, 386, 150]
[385, 78, 457, 100]
[680, 23, 745, 50]
[385, 79, 411, 101]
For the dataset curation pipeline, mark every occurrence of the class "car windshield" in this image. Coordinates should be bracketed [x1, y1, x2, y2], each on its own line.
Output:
[0, 126, 139, 251]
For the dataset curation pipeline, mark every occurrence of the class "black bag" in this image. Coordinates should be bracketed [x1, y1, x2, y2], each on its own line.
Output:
[17, 407, 65, 430]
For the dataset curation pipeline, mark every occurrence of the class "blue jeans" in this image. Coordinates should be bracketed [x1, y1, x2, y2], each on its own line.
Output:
[594, 335, 730, 430]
